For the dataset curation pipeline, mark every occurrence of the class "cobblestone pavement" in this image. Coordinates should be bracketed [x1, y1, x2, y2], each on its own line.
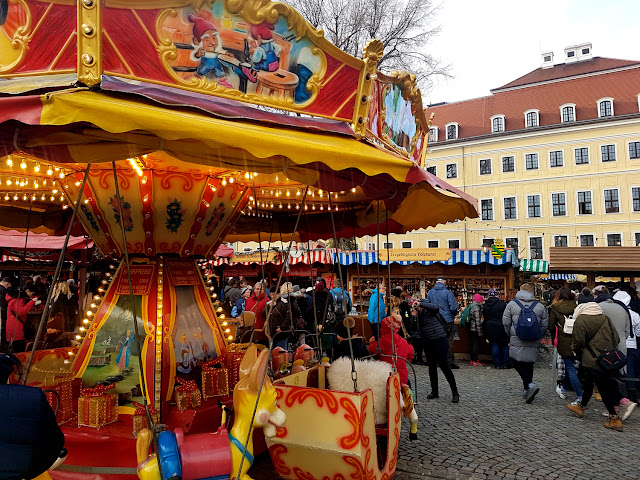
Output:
[252, 356, 640, 480]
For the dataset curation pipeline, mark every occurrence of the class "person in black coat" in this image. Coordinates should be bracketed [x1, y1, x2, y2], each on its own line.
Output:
[482, 288, 510, 369]
[417, 301, 459, 403]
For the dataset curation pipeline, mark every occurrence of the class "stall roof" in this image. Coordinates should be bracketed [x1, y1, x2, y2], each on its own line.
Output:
[0, 229, 92, 250]
[519, 259, 550, 274]
[211, 249, 333, 266]
[335, 249, 519, 267]
[550, 247, 640, 272]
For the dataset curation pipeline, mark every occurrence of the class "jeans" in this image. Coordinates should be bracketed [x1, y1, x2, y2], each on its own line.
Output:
[512, 359, 534, 390]
[371, 322, 380, 341]
[468, 330, 479, 362]
[626, 348, 638, 402]
[561, 356, 583, 399]
[581, 368, 618, 415]
[491, 341, 510, 368]
[425, 336, 458, 395]
[273, 335, 288, 350]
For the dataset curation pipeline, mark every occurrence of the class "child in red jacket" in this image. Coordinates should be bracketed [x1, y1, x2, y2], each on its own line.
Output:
[368, 315, 414, 386]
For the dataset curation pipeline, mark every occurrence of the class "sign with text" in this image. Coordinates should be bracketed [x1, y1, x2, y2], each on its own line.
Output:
[379, 248, 452, 263]
[114, 265, 157, 296]
[166, 259, 200, 286]
[231, 252, 279, 264]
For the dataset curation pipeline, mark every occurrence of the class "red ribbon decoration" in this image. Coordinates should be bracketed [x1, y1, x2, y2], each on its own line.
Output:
[132, 401, 158, 416]
[175, 377, 198, 393]
[81, 383, 115, 397]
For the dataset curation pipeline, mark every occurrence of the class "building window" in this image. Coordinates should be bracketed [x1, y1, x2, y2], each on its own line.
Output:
[580, 235, 594, 247]
[482, 238, 494, 249]
[598, 98, 614, 118]
[448, 239, 460, 249]
[561, 104, 575, 123]
[527, 195, 541, 218]
[630, 141, 640, 159]
[604, 189, 620, 213]
[554, 235, 568, 247]
[525, 153, 539, 170]
[427, 240, 439, 248]
[502, 156, 515, 172]
[383, 242, 394, 249]
[491, 115, 505, 133]
[401, 241, 413, 249]
[550, 150, 563, 167]
[479, 158, 492, 175]
[426, 166, 436, 176]
[446, 163, 458, 179]
[428, 127, 438, 142]
[552, 193, 567, 216]
[525, 110, 539, 128]
[578, 191, 593, 215]
[601, 144, 616, 162]
[446, 123, 458, 140]
[505, 237, 518, 251]
[607, 233, 622, 246]
[575, 147, 589, 165]
[632, 187, 640, 212]
[636, 232, 640, 246]
[366, 242, 377, 250]
[529, 237, 543, 259]
[481, 199, 494, 221]
[504, 197, 517, 219]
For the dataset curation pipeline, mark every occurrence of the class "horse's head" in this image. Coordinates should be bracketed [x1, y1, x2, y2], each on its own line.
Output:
[233, 345, 286, 439]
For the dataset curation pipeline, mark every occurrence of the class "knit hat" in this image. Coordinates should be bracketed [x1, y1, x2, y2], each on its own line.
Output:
[391, 288, 402, 298]
[250, 21, 274, 41]
[240, 286, 251, 296]
[487, 288, 499, 297]
[381, 315, 402, 334]
[473, 293, 483, 303]
[188, 14, 217, 43]
[436, 275, 445, 282]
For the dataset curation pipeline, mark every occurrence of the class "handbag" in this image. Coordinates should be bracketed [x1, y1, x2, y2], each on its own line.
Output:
[586, 318, 626, 372]
[563, 314, 575, 335]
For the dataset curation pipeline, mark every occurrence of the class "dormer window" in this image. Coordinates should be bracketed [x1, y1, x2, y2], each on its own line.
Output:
[428, 127, 438, 142]
[560, 103, 576, 123]
[524, 109, 539, 128]
[598, 97, 614, 118]
[491, 115, 505, 133]
[445, 122, 459, 140]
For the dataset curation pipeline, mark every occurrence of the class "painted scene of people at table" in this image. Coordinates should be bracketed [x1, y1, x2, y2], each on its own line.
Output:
[160, 0, 324, 104]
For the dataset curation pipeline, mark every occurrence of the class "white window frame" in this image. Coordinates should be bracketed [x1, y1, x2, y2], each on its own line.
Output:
[382, 242, 394, 249]
[576, 189, 594, 216]
[445, 162, 458, 179]
[365, 242, 377, 251]
[606, 232, 623, 247]
[574, 146, 590, 165]
[524, 109, 539, 128]
[637, 93, 640, 113]
[560, 103, 576, 123]
[551, 191, 568, 217]
[428, 126, 438, 143]
[597, 97, 614, 118]
[527, 235, 544, 260]
[579, 233, 596, 247]
[445, 122, 459, 140]
[549, 149, 564, 168]
[603, 187, 621, 214]
[490, 114, 505, 133]
[526, 194, 542, 219]
[401, 240, 413, 249]
[553, 234, 569, 247]
[502, 195, 518, 220]
[480, 197, 494, 221]
[447, 239, 460, 249]
[501, 155, 516, 173]
[599, 143, 617, 163]
[525, 152, 539, 170]
[426, 239, 439, 248]
[627, 140, 640, 160]
[479, 158, 492, 175]
[631, 185, 640, 213]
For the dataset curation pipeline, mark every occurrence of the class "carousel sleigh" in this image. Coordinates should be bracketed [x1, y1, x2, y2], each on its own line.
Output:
[266, 361, 402, 480]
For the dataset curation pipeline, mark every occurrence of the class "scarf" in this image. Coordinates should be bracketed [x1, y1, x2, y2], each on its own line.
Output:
[573, 302, 603, 317]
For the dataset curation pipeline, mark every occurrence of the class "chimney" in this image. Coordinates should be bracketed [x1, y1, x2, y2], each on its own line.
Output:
[541, 51, 554, 69]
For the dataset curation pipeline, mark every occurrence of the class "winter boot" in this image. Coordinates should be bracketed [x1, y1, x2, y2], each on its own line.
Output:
[604, 414, 623, 432]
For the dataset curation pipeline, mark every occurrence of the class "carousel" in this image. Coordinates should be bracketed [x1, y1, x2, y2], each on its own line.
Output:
[0, 1, 478, 479]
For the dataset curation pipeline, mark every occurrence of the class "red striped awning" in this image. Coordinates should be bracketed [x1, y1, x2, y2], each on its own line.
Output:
[210, 248, 334, 266]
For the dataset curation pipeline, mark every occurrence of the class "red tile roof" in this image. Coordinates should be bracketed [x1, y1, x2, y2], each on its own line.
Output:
[427, 57, 640, 141]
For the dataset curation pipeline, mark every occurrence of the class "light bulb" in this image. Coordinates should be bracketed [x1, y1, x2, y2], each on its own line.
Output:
[351, 187, 356, 193]
[20, 159, 27, 169]
[75, 334, 82, 340]
[47, 166, 53, 175]
[83, 318, 89, 324]
[6, 157, 12, 167]
[34, 163, 40, 173]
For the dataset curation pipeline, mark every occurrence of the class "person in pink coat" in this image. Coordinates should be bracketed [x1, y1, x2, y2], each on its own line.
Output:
[6, 287, 40, 352]
[368, 315, 414, 386]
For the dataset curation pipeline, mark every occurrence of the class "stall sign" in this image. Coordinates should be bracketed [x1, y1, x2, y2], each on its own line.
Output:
[114, 265, 157, 295]
[282, 267, 318, 278]
[232, 252, 279, 264]
[224, 268, 260, 278]
[379, 248, 451, 262]
[166, 259, 200, 286]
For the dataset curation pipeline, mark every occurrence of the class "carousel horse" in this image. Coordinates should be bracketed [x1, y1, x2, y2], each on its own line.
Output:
[136, 345, 286, 480]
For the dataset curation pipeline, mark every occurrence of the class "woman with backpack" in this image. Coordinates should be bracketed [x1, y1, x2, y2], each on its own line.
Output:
[548, 288, 582, 403]
[482, 288, 510, 369]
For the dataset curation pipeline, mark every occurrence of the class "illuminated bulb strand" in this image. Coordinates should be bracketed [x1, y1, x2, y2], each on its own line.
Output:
[77, 264, 116, 342]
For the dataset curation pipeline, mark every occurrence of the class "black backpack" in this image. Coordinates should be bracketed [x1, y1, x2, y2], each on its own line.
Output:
[332, 290, 345, 315]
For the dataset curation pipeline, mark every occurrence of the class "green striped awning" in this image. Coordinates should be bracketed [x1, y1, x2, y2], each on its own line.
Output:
[519, 259, 549, 273]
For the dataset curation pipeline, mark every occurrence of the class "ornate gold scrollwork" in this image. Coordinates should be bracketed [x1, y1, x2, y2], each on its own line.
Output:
[0, 0, 33, 75]
[351, 39, 383, 138]
[77, 0, 102, 86]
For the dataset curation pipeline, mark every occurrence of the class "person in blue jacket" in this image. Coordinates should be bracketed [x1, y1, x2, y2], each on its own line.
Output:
[426, 276, 459, 368]
[368, 283, 387, 340]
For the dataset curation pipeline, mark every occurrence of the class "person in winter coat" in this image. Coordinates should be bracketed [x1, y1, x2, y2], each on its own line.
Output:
[593, 285, 630, 355]
[577, 287, 594, 305]
[368, 315, 414, 386]
[223, 278, 241, 313]
[482, 288, 509, 369]
[263, 282, 301, 350]
[614, 290, 640, 408]
[467, 294, 484, 366]
[502, 283, 549, 404]
[0, 276, 13, 350]
[402, 294, 423, 364]
[367, 283, 386, 340]
[6, 288, 40, 353]
[242, 281, 269, 343]
[333, 316, 369, 360]
[417, 300, 459, 403]
[548, 288, 582, 403]
[231, 286, 252, 318]
[567, 302, 624, 431]
[426, 276, 459, 368]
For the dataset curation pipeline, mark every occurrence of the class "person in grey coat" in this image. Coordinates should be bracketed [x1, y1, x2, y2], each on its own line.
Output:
[502, 283, 549, 403]
[593, 285, 630, 355]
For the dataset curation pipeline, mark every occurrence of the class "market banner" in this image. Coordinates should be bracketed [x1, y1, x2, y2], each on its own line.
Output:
[519, 259, 549, 273]
[378, 248, 451, 263]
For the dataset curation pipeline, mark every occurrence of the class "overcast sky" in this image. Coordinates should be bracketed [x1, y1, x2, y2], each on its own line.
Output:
[425, 0, 640, 104]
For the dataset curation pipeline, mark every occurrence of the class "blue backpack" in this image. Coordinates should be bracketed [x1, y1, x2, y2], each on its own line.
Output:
[513, 299, 542, 341]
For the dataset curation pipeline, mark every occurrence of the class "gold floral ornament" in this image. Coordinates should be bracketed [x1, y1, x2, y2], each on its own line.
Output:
[0, 0, 32, 74]
[352, 39, 384, 138]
